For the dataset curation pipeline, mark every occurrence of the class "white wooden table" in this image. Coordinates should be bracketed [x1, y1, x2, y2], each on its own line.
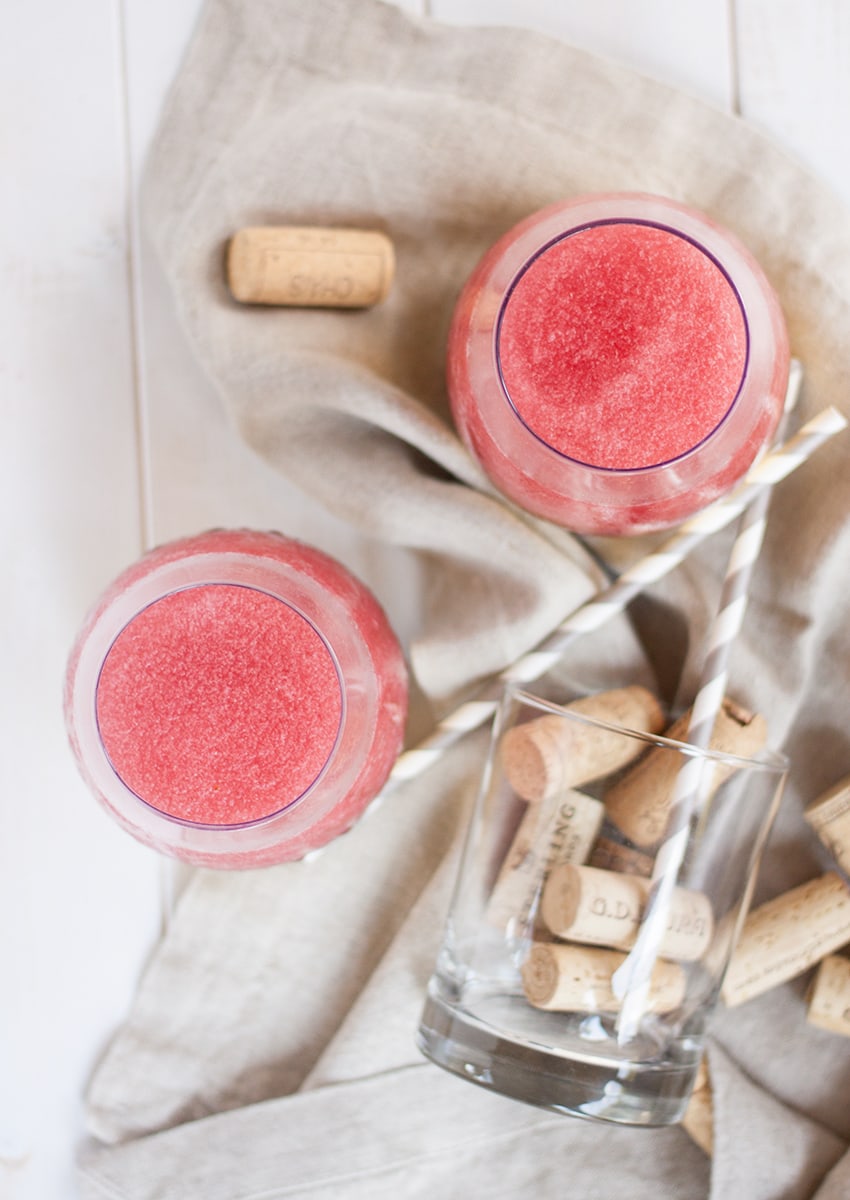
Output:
[3, 3, 849, 1196]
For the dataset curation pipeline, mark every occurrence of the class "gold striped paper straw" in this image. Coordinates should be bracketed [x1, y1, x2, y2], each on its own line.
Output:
[374, 404, 845, 807]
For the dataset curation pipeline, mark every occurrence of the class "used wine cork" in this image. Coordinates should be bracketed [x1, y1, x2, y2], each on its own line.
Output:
[806, 954, 850, 1036]
[501, 686, 665, 803]
[521, 942, 686, 1014]
[722, 871, 850, 1007]
[226, 226, 395, 308]
[804, 775, 850, 877]
[487, 788, 605, 934]
[604, 698, 769, 849]
[682, 1057, 713, 1156]
[541, 863, 713, 962]
[589, 830, 654, 878]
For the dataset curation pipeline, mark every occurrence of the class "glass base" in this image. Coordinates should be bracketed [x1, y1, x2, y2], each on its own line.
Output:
[417, 984, 695, 1127]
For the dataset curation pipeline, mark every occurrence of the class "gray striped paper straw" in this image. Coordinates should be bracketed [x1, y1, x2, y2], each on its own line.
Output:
[612, 485, 774, 1037]
[611, 369, 807, 1031]
[377, 404, 846, 806]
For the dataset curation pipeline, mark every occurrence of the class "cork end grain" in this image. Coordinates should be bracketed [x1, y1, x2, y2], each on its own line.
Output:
[521, 944, 560, 1008]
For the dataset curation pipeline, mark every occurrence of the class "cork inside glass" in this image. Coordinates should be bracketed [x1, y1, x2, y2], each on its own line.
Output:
[417, 684, 787, 1127]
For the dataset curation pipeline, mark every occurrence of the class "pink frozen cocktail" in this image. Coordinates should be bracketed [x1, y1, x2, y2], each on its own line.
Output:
[448, 193, 790, 535]
[65, 529, 408, 867]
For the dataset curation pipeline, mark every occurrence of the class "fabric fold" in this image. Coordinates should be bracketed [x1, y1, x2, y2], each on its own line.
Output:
[812, 1150, 850, 1200]
[85, 732, 485, 1145]
[707, 1041, 846, 1200]
[79, 1065, 711, 1200]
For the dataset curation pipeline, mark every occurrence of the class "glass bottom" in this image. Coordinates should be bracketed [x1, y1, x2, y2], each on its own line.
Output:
[417, 983, 696, 1127]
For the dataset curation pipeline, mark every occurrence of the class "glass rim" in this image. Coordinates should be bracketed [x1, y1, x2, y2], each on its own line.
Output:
[65, 544, 372, 846]
[92, 579, 346, 832]
[504, 684, 789, 776]
[493, 215, 751, 475]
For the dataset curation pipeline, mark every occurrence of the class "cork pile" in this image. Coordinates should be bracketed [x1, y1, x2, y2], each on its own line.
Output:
[487, 686, 850, 1154]
[489, 685, 766, 1013]
[681, 778, 850, 1155]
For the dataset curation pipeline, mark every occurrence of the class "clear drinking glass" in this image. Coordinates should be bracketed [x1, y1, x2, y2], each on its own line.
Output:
[418, 684, 788, 1126]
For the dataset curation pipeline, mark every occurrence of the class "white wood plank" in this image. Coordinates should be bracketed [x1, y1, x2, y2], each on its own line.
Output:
[429, 0, 735, 110]
[120, 0, 206, 551]
[734, 0, 850, 210]
[0, 3, 164, 1198]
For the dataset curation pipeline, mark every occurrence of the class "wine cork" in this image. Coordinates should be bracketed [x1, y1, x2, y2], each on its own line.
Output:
[806, 954, 850, 1036]
[804, 775, 850, 877]
[501, 686, 665, 803]
[589, 831, 654, 878]
[604, 699, 768, 849]
[541, 863, 713, 962]
[682, 1057, 713, 1155]
[521, 942, 686, 1014]
[721, 872, 850, 1007]
[226, 226, 395, 308]
[487, 789, 605, 934]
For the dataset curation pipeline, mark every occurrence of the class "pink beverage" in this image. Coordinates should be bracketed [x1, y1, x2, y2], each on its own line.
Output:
[64, 529, 408, 868]
[448, 193, 790, 535]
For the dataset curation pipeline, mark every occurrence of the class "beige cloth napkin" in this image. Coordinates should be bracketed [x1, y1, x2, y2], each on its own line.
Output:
[78, 1, 850, 1196]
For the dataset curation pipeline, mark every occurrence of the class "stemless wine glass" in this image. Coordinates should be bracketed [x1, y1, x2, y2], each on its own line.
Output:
[448, 192, 790, 535]
[64, 528, 408, 868]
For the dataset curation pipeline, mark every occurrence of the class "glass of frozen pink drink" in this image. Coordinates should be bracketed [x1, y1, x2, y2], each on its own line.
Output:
[65, 529, 408, 868]
[448, 193, 790, 535]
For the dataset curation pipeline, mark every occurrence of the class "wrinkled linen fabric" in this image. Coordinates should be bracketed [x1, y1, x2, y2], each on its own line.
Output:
[79, 1, 850, 1196]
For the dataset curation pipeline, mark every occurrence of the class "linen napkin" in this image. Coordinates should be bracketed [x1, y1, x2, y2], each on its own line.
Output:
[79, 1, 850, 1197]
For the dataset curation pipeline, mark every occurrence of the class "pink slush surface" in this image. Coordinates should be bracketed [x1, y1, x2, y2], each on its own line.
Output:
[497, 222, 748, 469]
[96, 583, 343, 825]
